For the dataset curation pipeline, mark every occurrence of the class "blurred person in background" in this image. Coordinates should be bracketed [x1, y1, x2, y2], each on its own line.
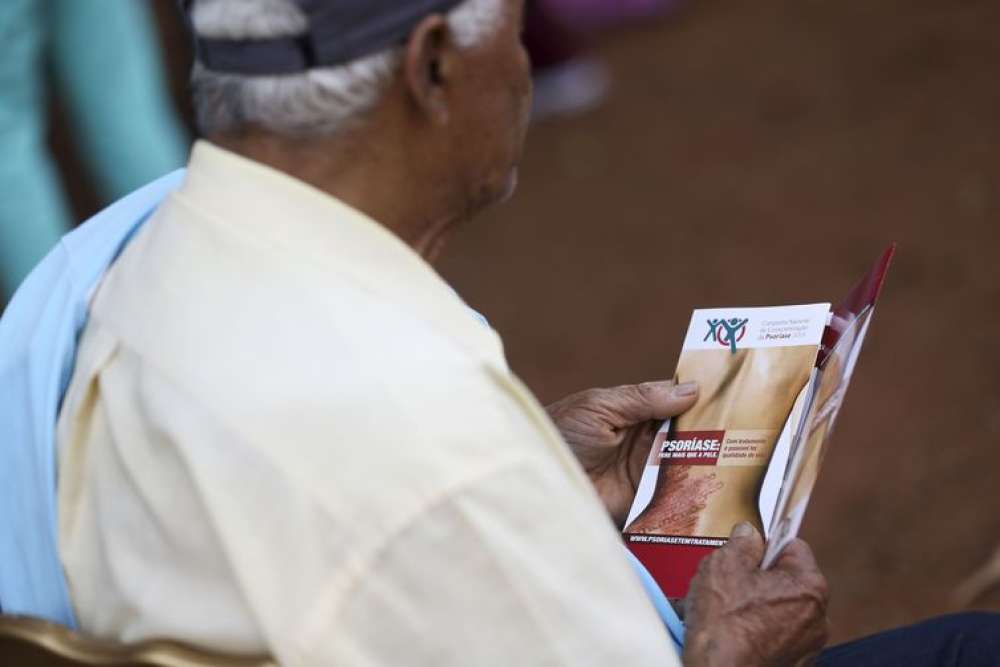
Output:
[0, 0, 998, 665]
[525, 0, 611, 120]
[0, 0, 188, 300]
[542, 0, 681, 32]
[526, 0, 682, 120]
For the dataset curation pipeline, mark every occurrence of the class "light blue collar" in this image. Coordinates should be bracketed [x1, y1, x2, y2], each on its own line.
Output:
[0, 170, 185, 626]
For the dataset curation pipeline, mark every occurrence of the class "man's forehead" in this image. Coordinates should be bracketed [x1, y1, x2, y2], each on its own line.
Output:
[185, 0, 467, 75]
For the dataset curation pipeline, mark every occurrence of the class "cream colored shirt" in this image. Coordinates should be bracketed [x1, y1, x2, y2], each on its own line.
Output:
[55, 141, 680, 666]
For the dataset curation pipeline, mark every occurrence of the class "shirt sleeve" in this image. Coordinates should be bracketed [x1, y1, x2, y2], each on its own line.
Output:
[290, 462, 682, 666]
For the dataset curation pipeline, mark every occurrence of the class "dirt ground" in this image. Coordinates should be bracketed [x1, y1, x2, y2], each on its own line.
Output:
[53, 0, 1000, 647]
[437, 0, 1000, 644]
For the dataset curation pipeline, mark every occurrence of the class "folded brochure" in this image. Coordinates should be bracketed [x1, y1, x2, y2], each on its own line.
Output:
[623, 245, 895, 598]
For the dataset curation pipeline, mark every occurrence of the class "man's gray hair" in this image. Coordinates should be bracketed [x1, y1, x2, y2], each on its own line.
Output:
[190, 0, 503, 136]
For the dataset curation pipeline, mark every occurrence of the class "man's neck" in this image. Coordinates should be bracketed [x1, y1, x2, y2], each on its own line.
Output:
[208, 129, 462, 264]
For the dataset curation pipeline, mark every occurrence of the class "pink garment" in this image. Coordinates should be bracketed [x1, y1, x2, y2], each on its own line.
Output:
[540, 0, 682, 32]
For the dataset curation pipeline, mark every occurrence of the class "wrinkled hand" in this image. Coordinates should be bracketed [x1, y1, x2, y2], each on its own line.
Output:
[545, 380, 698, 527]
[683, 523, 830, 667]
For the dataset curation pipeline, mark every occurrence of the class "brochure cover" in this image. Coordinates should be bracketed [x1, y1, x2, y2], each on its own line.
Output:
[623, 245, 895, 598]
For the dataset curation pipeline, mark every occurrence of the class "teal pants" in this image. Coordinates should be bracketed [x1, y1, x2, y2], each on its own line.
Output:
[0, 0, 188, 298]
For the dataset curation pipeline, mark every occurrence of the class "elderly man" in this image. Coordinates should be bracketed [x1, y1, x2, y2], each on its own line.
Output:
[2, 0, 997, 665]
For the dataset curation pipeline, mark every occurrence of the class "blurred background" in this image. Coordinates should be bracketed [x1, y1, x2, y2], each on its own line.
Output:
[3, 0, 999, 646]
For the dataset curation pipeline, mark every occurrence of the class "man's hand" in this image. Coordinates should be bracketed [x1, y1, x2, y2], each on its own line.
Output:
[683, 523, 830, 667]
[545, 380, 698, 527]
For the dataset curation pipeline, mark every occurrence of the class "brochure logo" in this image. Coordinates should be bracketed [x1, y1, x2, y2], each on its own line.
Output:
[704, 318, 749, 353]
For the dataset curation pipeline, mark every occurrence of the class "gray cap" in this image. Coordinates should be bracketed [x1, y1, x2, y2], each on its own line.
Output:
[181, 0, 466, 75]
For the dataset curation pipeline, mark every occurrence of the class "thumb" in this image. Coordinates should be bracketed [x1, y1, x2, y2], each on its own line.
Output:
[608, 380, 699, 426]
[725, 521, 765, 567]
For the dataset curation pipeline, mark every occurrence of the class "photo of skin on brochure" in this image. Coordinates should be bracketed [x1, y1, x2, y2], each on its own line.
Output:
[624, 245, 895, 599]
[625, 344, 818, 538]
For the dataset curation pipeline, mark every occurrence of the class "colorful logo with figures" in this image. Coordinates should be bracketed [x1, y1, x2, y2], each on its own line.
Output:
[704, 318, 749, 353]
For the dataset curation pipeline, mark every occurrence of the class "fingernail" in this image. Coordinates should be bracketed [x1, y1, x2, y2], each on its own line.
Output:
[673, 381, 698, 397]
[731, 522, 754, 538]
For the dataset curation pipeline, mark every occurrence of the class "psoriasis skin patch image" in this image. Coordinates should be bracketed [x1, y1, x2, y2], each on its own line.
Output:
[626, 345, 818, 538]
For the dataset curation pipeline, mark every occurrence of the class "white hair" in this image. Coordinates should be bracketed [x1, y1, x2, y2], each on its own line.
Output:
[189, 0, 504, 136]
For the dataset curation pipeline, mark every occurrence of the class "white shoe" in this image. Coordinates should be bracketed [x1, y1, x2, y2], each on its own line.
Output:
[531, 58, 611, 122]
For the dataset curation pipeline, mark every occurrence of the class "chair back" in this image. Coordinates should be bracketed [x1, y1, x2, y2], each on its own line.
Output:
[0, 615, 275, 667]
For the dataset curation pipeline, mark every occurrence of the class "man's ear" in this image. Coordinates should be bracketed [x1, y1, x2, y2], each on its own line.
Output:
[403, 14, 453, 124]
